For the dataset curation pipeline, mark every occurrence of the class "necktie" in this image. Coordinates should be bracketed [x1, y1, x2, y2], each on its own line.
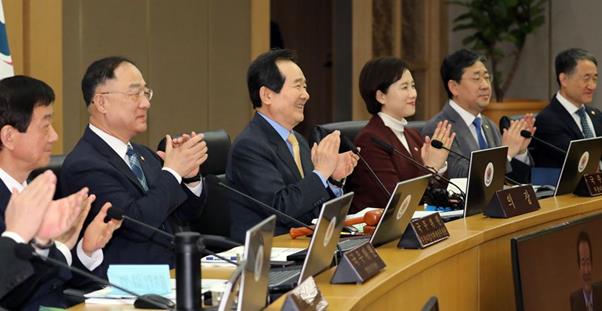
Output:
[287, 133, 304, 178]
[576, 107, 595, 138]
[473, 117, 489, 149]
[126, 145, 149, 191]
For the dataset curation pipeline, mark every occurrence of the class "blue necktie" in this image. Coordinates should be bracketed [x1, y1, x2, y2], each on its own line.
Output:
[473, 117, 489, 149]
[576, 107, 595, 138]
[126, 145, 149, 191]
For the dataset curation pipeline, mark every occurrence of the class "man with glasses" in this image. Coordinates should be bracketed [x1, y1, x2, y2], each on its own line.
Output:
[532, 48, 601, 168]
[422, 49, 534, 180]
[61, 56, 208, 278]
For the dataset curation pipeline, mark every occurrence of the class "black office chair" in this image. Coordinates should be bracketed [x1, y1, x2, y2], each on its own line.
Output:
[308, 120, 368, 151]
[499, 113, 538, 134]
[28, 154, 66, 199]
[421, 296, 439, 311]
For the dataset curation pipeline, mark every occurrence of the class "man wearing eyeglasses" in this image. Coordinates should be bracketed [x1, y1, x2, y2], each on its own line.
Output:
[531, 48, 601, 169]
[60, 56, 208, 278]
[422, 49, 534, 180]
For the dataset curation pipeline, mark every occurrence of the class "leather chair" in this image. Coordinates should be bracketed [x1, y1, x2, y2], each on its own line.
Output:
[308, 120, 368, 148]
[28, 154, 66, 199]
[498, 113, 538, 134]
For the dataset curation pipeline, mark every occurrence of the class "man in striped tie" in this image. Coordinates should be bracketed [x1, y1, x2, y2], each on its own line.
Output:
[532, 48, 602, 168]
[60, 56, 208, 278]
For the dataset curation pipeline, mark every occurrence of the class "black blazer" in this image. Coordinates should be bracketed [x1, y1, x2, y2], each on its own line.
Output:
[532, 96, 602, 168]
[60, 126, 206, 278]
[226, 114, 334, 242]
[0, 183, 71, 310]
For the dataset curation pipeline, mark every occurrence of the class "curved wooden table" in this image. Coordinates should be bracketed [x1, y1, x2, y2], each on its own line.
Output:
[266, 194, 602, 310]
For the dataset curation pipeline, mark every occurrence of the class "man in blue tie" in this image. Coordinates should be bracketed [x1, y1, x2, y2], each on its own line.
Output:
[532, 48, 602, 168]
[60, 57, 208, 278]
[422, 49, 534, 180]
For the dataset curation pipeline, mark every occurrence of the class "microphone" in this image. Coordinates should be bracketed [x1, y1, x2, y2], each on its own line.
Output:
[520, 130, 566, 155]
[371, 136, 467, 198]
[317, 125, 391, 198]
[14, 243, 175, 310]
[431, 139, 523, 186]
[205, 175, 315, 233]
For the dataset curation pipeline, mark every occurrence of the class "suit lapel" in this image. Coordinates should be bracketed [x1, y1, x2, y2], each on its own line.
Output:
[83, 127, 147, 192]
[586, 107, 602, 136]
[481, 117, 499, 147]
[551, 97, 584, 139]
[253, 114, 303, 180]
[442, 103, 480, 151]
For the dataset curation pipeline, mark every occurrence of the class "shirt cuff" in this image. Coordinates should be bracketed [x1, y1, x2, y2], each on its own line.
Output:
[185, 178, 204, 197]
[513, 150, 531, 164]
[76, 239, 104, 271]
[437, 161, 448, 174]
[1, 231, 26, 243]
[54, 241, 73, 266]
[162, 167, 182, 184]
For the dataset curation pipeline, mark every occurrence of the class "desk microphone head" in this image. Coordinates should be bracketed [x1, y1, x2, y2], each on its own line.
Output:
[431, 140, 444, 149]
[520, 130, 532, 139]
[340, 135, 360, 155]
[106, 207, 125, 221]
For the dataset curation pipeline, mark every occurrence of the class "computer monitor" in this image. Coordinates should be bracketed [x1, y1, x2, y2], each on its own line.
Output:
[237, 215, 276, 311]
[554, 137, 602, 196]
[464, 146, 507, 217]
[370, 174, 431, 246]
[511, 213, 602, 311]
[298, 192, 354, 283]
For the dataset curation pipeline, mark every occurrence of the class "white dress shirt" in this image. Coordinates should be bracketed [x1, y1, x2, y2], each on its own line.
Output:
[556, 92, 597, 136]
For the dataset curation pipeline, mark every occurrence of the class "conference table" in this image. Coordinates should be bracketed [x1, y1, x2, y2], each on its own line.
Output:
[70, 193, 602, 310]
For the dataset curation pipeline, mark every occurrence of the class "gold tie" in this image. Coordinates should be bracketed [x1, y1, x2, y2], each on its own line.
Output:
[287, 133, 304, 177]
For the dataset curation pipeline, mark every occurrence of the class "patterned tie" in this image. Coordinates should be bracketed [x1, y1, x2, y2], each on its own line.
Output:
[126, 145, 149, 191]
[576, 107, 595, 138]
[287, 133, 304, 178]
[473, 117, 489, 149]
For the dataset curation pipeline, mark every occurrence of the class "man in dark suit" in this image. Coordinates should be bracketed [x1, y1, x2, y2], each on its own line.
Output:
[570, 231, 602, 311]
[226, 49, 358, 242]
[61, 56, 208, 278]
[0, 76, 121, 310]
[422, 49, 534, 182]
[532, 48, 601, 168]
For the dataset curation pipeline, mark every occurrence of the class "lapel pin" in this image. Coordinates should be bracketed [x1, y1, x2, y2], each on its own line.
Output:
[140, 156, 145, 161]
[414, 147, 419, 152]
[592, 111, 596, 115]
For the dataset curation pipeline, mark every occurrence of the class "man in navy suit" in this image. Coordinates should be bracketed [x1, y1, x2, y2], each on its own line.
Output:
[226, 49, 358, 242]
[61, 57, 208, 278]
[532, 48, 602, 168]
[0, 76, 121, 310]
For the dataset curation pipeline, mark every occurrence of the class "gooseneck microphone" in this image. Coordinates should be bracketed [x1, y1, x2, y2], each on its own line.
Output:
[204, 175, 315, 232]
[520, 130, 567, 155]
[371, 136, 467, 198]
[430, 139, 523, 186]
[14, 244, 175, 310]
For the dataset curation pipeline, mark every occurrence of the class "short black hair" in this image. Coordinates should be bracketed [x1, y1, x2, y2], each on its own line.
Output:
[555, 48, 598, 86]
[247, 49, 298, 108]
[81, 56, 136, 107]
[576, 231, 592, 266]
[359, 57, 410, 115]
[0, 75, 54, 135]
[441, 49, 487, 99]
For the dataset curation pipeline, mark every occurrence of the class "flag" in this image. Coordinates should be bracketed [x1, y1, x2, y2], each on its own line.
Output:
[0, 1, 14, 79]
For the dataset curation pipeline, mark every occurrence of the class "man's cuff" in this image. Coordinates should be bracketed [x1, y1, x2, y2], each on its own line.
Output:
[54, 241, 73, 266]
[437, 161, 448, 174]
[513, 150, 530, 164]
[185, 178, 203, 197]
[1, 231, 26, 244]
[162, 167, 182, 184]
[76, 239, 104, 271]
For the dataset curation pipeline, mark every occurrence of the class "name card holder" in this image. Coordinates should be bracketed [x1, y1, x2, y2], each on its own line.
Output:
[282, 276, 328, 311]
[398, 213, 449, 249]
[330, 242, 385, 284]
[485, 185, 540, 218]
[574, 172, 602, 197]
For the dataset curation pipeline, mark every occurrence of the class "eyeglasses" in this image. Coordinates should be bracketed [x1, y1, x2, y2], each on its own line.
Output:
[464, 74, 492, 84]
[98, 87, 154, 101]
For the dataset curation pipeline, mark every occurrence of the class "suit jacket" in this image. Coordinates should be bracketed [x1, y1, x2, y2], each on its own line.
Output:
[0, 183, 71, 310]
[347, 115, 425, 212]
[422, 102, 531, 182]
[60, 126, 206, 278]
[226, 113, 334, 242]
[532, 96, 602, 168]
[570, 283, 602, 311]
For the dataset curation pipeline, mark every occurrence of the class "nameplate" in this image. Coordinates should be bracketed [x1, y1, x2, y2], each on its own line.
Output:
[574, 172, 602, 197]
[330, 242, 385, 284]
[398, 213, 449, 249]
[485, 185, 540, 218]
[282, 276, 328, 311]
[107, 264, 171, 296]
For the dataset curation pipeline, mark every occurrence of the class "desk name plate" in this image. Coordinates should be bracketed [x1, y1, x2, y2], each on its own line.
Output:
[574, 172, 602, 197]
[485, 185, 540, 218]
[398, 212, 449, 249]
[330, 241, 385, 284]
